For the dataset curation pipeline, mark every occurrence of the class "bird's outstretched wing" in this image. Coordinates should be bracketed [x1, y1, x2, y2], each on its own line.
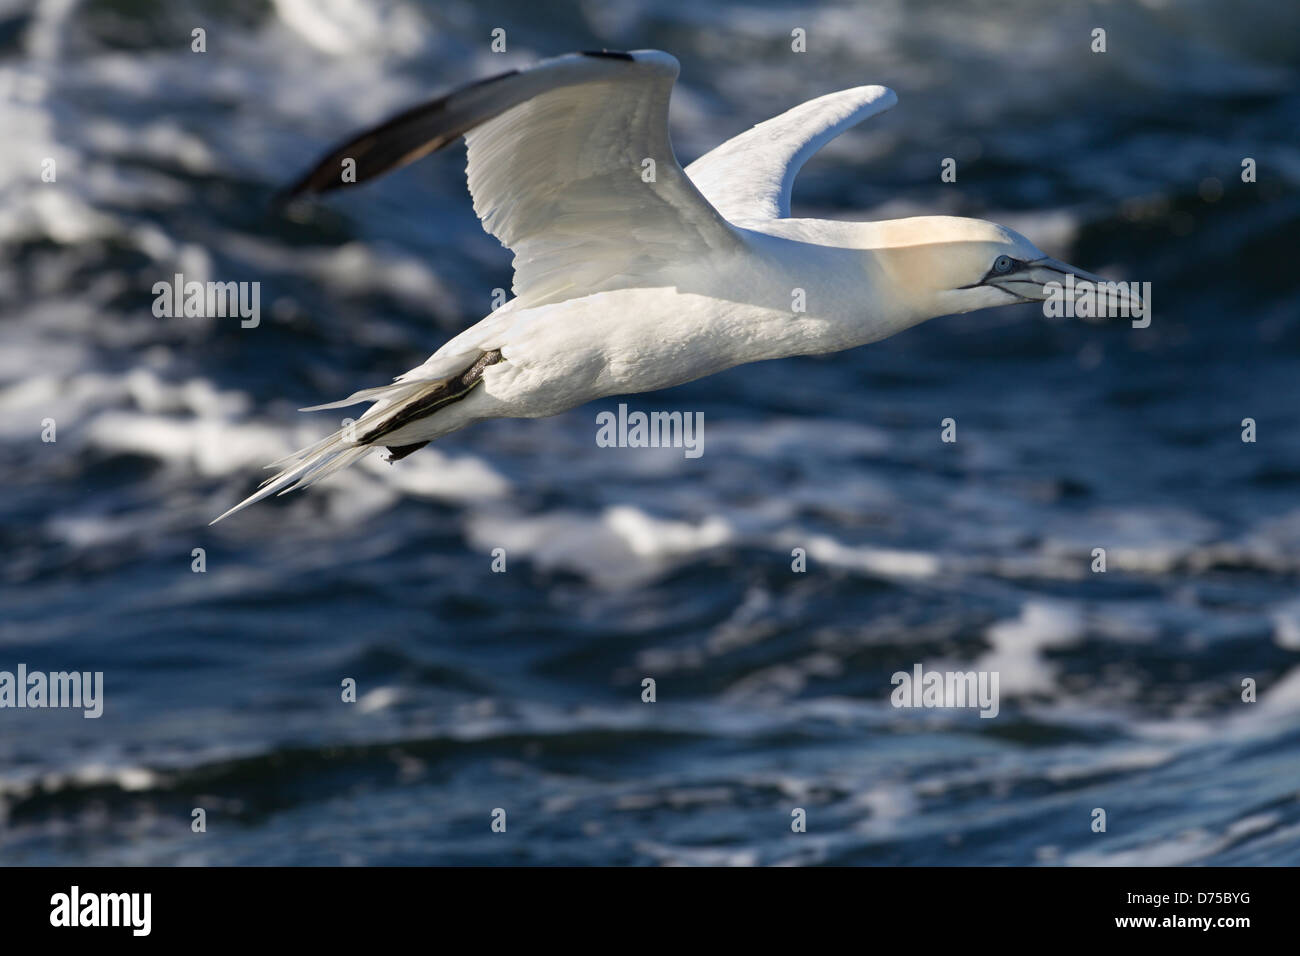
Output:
[684, 85, 897, 222]
[284, 49, 740, 306]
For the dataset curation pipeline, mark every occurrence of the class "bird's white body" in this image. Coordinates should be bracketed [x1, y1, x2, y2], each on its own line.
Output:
[383, 222, 925, 445]
[214, 49, 1127, 522]
[384, 245, 842, 443]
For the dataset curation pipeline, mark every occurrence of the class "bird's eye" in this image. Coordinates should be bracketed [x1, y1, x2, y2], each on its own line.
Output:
[992, 255, 1014, 274]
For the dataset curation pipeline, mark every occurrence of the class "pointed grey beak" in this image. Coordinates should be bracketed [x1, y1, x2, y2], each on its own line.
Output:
[990, 256, 1144, 319]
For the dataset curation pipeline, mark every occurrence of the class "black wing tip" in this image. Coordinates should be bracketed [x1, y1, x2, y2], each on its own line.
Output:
[272, 67, 526, 212]
[272, 55, 625, 214]
[580, 49, 634, 61]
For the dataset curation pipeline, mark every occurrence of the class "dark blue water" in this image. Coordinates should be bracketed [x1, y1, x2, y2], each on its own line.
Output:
[2, 0, 1299, 865]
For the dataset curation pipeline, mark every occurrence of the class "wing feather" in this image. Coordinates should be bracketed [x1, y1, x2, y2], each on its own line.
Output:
[684, 85, 897, 222]
[283, 50, 740, 305]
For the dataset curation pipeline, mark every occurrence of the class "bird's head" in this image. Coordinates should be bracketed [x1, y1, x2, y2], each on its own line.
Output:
[867, 216, 1139, 324]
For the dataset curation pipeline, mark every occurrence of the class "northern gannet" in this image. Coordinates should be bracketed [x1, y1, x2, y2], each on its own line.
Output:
[214, 49, 1132, 523]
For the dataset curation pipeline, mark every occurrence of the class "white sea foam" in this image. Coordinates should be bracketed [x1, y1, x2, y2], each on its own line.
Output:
[467, 505, 732, 589]
[976, 601, 1085, 696]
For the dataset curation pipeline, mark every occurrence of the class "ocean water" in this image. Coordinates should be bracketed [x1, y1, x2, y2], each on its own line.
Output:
[1, 0, 1299, 865]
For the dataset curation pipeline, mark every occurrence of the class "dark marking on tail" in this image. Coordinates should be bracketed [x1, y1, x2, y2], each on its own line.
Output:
[581, 50, 634, 61]
[359, 349, 504, 446]
[385, 441, 429, 461]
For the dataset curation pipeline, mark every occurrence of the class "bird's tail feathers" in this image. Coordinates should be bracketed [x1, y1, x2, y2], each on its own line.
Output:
[210, 425, 375, 525]
[212, 355, 498, 524]
[212, 384, 430, 526]
[297, 379, 426, 412]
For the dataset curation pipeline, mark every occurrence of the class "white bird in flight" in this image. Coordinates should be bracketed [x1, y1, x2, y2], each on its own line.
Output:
[215, 49, 1131, 523]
